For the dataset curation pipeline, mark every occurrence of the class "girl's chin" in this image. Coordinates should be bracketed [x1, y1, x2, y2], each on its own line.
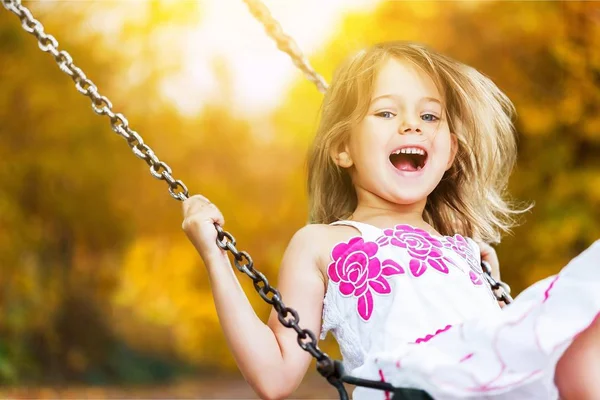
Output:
[385, 182, 438, 205]
[388, 194, 430, 206]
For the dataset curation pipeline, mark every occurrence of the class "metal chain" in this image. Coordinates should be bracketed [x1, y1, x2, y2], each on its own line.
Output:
[213, 224, 332, 360]
[213, 224, 345, 394]
[1, 0, 189, 202]
[0, 0, 344, 394]
[481, 261, 513, 304]
[241, 0, 329, 94]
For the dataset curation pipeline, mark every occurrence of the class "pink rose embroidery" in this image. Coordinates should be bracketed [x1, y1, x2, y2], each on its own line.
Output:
[328, 237, 404, 321]
[376, 225, 452, 277]
[469, 270, 484, 286]
[445, 234, 483, 286]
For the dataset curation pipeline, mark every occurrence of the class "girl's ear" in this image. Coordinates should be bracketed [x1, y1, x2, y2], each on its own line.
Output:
[331, 144, 354, 168]
[446, 133, 458, 170]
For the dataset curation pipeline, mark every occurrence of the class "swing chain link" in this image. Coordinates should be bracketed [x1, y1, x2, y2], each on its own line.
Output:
[241, 0, 328, 94]
[1, 0, 190, 202]
[481, 261, 513, 305]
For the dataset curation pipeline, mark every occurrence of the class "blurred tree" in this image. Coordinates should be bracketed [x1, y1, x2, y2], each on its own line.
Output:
[0, 0, 202, 383]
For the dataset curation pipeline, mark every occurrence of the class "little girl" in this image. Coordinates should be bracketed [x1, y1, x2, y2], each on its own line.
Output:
[182, 42, 600, 399]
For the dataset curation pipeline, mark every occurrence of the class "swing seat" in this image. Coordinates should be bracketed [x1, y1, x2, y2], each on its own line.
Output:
[392, 387, 433, 400]
[332, 360, 433, 400]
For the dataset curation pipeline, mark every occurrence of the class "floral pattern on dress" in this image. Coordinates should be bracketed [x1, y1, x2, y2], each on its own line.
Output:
[468, 270, 484, 286]
[328, 237, 404, 321]
[328, 223, 490, 322]
[376, 225, 456, 277]
[444, 234, 484, 286]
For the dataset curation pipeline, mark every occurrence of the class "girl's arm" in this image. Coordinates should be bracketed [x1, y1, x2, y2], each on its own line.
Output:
[182, 196, 327, 399]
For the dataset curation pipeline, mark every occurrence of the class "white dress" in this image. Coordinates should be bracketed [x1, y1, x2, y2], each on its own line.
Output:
[320, 220, 600, 399]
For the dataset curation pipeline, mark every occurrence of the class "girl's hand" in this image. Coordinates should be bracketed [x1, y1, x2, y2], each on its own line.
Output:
[477, 241, 500, 281]
[182, 194, 225, 260]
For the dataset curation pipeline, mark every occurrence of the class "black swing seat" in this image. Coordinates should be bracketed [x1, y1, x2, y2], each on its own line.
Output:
[343, 375, 433, 400]
[392, 388, 434, 400]
[323, 359, 434, 400]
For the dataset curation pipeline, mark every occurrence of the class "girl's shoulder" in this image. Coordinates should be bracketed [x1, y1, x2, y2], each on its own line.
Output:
[291, 223, 363, 280]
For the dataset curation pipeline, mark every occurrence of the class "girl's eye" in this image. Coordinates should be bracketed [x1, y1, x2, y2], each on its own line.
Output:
[422, 113, 439, 122]
[376, 111, 395, 119]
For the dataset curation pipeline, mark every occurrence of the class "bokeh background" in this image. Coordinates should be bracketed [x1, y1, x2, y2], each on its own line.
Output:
[1, 0, 599, 398]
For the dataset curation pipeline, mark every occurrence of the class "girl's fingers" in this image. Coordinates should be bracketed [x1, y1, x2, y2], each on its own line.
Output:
[182, 194, 213, 216]
[211, 205, 225, 226]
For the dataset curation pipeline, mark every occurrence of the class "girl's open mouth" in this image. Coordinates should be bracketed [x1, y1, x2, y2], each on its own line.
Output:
[389, 146, 428, 172]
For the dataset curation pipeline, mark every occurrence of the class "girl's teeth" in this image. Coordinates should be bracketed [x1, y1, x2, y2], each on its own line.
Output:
[393, 147, 425, 155]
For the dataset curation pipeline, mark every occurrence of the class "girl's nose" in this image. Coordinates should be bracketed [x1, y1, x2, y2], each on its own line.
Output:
[399, 116, 422, 134]
[401, 125, 422, 134]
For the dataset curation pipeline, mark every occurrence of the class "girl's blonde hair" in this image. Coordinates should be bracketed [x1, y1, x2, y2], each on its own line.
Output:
[307, 41, 528, 243]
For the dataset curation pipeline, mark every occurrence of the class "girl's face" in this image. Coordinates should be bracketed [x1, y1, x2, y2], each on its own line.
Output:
[335, 57, 457, 208]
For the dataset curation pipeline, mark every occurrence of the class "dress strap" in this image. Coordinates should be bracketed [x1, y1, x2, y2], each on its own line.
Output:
[329, 220, 383, 239]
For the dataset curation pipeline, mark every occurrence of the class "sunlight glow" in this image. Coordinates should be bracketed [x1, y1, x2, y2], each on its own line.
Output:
[162, 0, 379, 116]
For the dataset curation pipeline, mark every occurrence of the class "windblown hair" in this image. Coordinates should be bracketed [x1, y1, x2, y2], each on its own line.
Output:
[307, 41, 529, 243]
